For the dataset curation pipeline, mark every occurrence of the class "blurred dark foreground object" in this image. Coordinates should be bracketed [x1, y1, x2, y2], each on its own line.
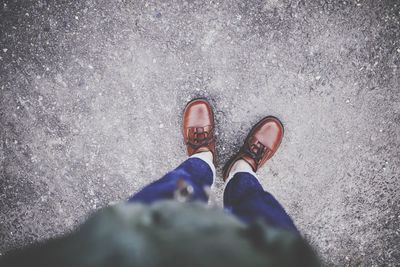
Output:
[0, 201, 319, 267]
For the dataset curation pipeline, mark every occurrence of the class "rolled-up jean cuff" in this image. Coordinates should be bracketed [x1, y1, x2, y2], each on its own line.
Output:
[224, 169, 258, 194]
[190, 153, 216, 185]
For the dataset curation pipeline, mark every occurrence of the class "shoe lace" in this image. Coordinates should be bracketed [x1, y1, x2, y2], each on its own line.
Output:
[187, 127, 213, 150]
[244, 141, 268, 164]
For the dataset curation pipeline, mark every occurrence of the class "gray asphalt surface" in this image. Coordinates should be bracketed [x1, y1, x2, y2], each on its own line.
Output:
[1, 0, 399, 265]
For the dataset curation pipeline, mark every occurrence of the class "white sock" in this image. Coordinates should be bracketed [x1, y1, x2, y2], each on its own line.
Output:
[225, 159, 258, 184]
[190, 151, 216, 184]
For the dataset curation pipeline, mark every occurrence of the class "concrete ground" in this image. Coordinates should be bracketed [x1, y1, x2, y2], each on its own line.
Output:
[1, 0, 399, 265]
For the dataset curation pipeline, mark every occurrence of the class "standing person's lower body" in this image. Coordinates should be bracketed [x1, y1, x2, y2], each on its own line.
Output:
[128, 99, 298, 234]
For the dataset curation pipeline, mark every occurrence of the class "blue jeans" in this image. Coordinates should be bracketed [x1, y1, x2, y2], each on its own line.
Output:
[128, 157, 298, 234]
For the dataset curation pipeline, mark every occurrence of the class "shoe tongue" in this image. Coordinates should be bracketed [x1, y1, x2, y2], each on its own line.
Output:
[196, 132, 206, 140]
[196, 127, 204, 133]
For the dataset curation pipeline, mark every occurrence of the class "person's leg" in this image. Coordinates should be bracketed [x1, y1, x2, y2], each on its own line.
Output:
[128, 152, 215, 203]
[222, 117, 298, 234]
[223, 160, 298, 233]
[129, 98, 216, 204]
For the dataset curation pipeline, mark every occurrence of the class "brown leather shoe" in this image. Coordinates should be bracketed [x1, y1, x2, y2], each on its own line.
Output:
[223, 116, 284, 181]
[182, 99, 216, 162]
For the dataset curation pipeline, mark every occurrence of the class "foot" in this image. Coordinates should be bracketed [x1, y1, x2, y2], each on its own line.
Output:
[183, 99, 216, 163]
[223, 116, 284, 181]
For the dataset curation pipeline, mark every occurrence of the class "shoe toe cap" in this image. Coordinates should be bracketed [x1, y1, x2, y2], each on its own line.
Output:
[255, 117, 283, 149]
[184, 100, 213, 127]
